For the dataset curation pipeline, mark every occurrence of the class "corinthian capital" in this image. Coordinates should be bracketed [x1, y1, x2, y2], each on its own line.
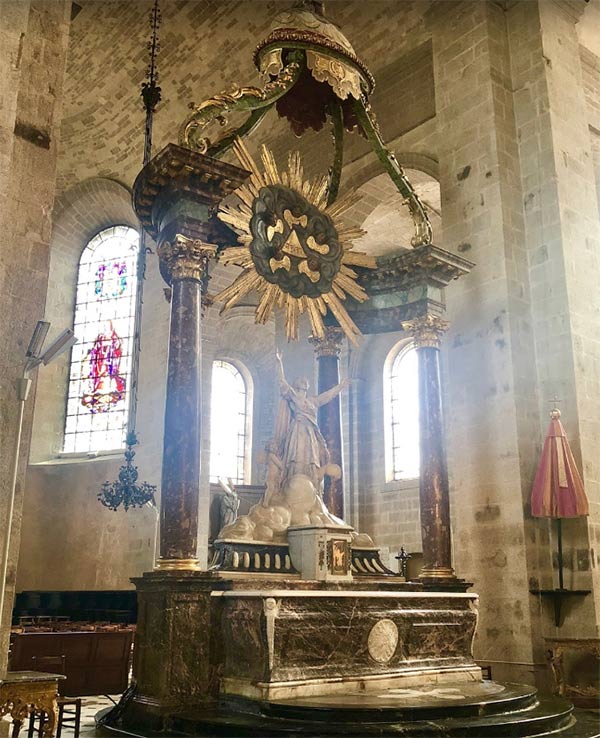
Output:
[308, 326, 345, 357]
[157, 235, 216, 282]
[401, 314, 449, 349]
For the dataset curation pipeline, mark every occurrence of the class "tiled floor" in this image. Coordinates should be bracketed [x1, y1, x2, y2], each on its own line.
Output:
[79, 695, 117, 736]
[2, 695, 117, 738]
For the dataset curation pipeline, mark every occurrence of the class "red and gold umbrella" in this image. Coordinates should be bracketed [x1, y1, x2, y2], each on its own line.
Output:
[531, 408, 589, 591]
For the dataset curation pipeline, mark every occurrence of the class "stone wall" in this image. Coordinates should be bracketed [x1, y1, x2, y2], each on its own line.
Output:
[0, 0, 71, 669]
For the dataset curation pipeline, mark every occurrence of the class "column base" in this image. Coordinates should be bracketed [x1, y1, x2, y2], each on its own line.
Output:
[419, 566, 456, 579]
[415, 572, 472, 593]
[154, 557, 201, 571]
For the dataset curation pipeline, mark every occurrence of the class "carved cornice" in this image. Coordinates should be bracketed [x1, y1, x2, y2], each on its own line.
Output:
[157, 235, 216, 282]
[359, 244, 474, 294]
[309, 326, 345, 357]
[348, 298, 444, 336]
[401, 314, 450, 349]
[132, 143, 250, 241]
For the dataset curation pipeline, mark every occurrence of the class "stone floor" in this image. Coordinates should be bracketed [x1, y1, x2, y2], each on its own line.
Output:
[4, 693, 598, 737]
[80, 696, 116, 737]
[1, 695, 116, 738]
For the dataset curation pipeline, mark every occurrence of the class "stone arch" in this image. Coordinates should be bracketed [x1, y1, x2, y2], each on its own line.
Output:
[52, 177, 137, 260]
[29, 177, 138, 461]
[344, 150, 439, 193]
[343, 161, 442, 256]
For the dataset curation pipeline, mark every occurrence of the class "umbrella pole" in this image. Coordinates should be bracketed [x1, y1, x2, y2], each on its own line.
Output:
[557, 518, 564, 590]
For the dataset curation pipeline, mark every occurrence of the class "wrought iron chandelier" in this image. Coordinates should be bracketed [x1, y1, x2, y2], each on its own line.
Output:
[98, 0, 161, 511]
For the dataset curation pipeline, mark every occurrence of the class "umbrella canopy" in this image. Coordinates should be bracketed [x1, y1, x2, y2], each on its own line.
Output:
[531, 409, 589, 519]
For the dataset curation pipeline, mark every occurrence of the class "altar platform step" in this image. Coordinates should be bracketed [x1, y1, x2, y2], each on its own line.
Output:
[166, 681, 600, 737]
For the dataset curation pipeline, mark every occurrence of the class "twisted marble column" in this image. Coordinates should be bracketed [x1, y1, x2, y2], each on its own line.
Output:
[155, 236, 215, 570]
[402, 315, 456, 582]
[309, 326, 345, 519]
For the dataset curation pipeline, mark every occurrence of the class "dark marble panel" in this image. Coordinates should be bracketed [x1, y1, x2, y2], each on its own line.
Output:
[221, 594, 478, 684]
[134, 579, 217, 707]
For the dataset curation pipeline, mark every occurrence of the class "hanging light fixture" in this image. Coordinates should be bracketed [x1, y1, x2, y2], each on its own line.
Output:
[98, 0, 161, 512]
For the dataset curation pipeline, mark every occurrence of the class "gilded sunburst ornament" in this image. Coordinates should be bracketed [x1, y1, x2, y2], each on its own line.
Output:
[215, 139, 376, 343]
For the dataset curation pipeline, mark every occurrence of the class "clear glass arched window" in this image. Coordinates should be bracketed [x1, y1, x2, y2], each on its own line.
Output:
[63, 226, 139, 453]
[209, 360, 251, 484]
[385, 343, 420, 480]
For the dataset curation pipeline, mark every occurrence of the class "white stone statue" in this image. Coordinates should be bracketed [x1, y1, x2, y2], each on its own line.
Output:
[216, 349, 354, 543]
[217, 477, 240, 530]
[273, 349, 352, 492]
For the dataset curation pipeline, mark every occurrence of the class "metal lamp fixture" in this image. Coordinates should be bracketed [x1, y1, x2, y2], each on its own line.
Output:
[0, 321, 77, 636]
[97, 0, 161, 513]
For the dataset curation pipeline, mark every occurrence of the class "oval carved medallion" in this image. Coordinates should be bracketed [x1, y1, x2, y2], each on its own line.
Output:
[367, 618, 398, 664]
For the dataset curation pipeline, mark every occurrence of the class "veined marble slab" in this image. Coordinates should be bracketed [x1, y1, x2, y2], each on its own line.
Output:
[219, 588, 480, 699]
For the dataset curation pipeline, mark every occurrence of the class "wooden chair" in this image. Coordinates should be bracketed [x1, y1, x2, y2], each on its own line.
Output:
[25, 655, 82, 738]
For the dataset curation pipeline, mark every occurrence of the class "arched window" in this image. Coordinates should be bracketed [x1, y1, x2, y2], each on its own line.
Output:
[209, 360, 251, 484]
[385, 343, 420, 481]
[63, 226, 139, 453]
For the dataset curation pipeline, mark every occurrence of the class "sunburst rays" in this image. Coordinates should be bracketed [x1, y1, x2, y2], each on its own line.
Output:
[215, 139, 375, 344]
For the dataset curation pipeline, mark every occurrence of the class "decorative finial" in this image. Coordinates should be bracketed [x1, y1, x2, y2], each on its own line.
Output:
[296, 0, 326, 16]
[141, 0, 162, 161]
[549, 396, 561, 420]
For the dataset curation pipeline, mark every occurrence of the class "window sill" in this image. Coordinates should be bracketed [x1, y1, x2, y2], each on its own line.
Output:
[30, 449, 125, 466]
[383, 477, 420, 493]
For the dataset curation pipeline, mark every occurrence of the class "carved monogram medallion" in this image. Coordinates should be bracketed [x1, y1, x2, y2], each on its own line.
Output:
[367, 618, 399, 663]
[250, 183, 342, 299]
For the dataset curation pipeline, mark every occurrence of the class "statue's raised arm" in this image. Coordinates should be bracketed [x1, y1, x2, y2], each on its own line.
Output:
[275, 349, 292, 394]
[315, 377, 353, 407]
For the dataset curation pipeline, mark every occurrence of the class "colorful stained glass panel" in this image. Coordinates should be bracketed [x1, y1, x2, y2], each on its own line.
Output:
[63, 226, 139, 454]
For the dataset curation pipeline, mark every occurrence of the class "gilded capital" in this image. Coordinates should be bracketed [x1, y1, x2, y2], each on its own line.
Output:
[401, 314, 449, 349]
[157, 235, 217, 282]
[309, 326, 345, 357]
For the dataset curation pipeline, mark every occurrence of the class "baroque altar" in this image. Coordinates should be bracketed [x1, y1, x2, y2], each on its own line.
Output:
[106, 3, 589, 736]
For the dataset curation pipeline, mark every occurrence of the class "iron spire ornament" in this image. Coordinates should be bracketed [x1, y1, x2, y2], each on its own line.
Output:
[99, 0, 161, 512]
[178, 1, 433, 343]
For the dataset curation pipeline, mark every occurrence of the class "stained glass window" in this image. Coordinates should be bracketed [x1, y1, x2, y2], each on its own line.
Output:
[209, 360, 249, 484]
[63, 226, 139, 454]
[388, 344, 420, 480]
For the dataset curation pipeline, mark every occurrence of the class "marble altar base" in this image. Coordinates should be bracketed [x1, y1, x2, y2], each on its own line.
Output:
[106, 573, 600, 737]
[218, 589, 479, 700]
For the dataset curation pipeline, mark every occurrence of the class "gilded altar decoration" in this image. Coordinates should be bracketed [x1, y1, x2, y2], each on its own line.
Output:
[157, 235, 216, 282]
[215, 139, 375, 343]
[401, 314, 450, 349]
[81, 321, 126, 413]
[0, 672, 63, 738]
[179, 1, 432, 247]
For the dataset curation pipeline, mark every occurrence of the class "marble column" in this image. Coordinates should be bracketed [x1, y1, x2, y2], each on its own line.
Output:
[402, 315, 456, 583]
[132, 144, 250, 571]
[309, 327, 345, 519]
[155, 237, 215, 570]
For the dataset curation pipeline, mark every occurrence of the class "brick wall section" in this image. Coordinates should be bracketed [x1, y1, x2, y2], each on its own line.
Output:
[0, 0, 71, 669]
[56, 0, 434, 195]
[429, 0, 541, 685]
[536, 0, 600, 623]
[352, 332, 421, 566]
[580, 46, 600, 235]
